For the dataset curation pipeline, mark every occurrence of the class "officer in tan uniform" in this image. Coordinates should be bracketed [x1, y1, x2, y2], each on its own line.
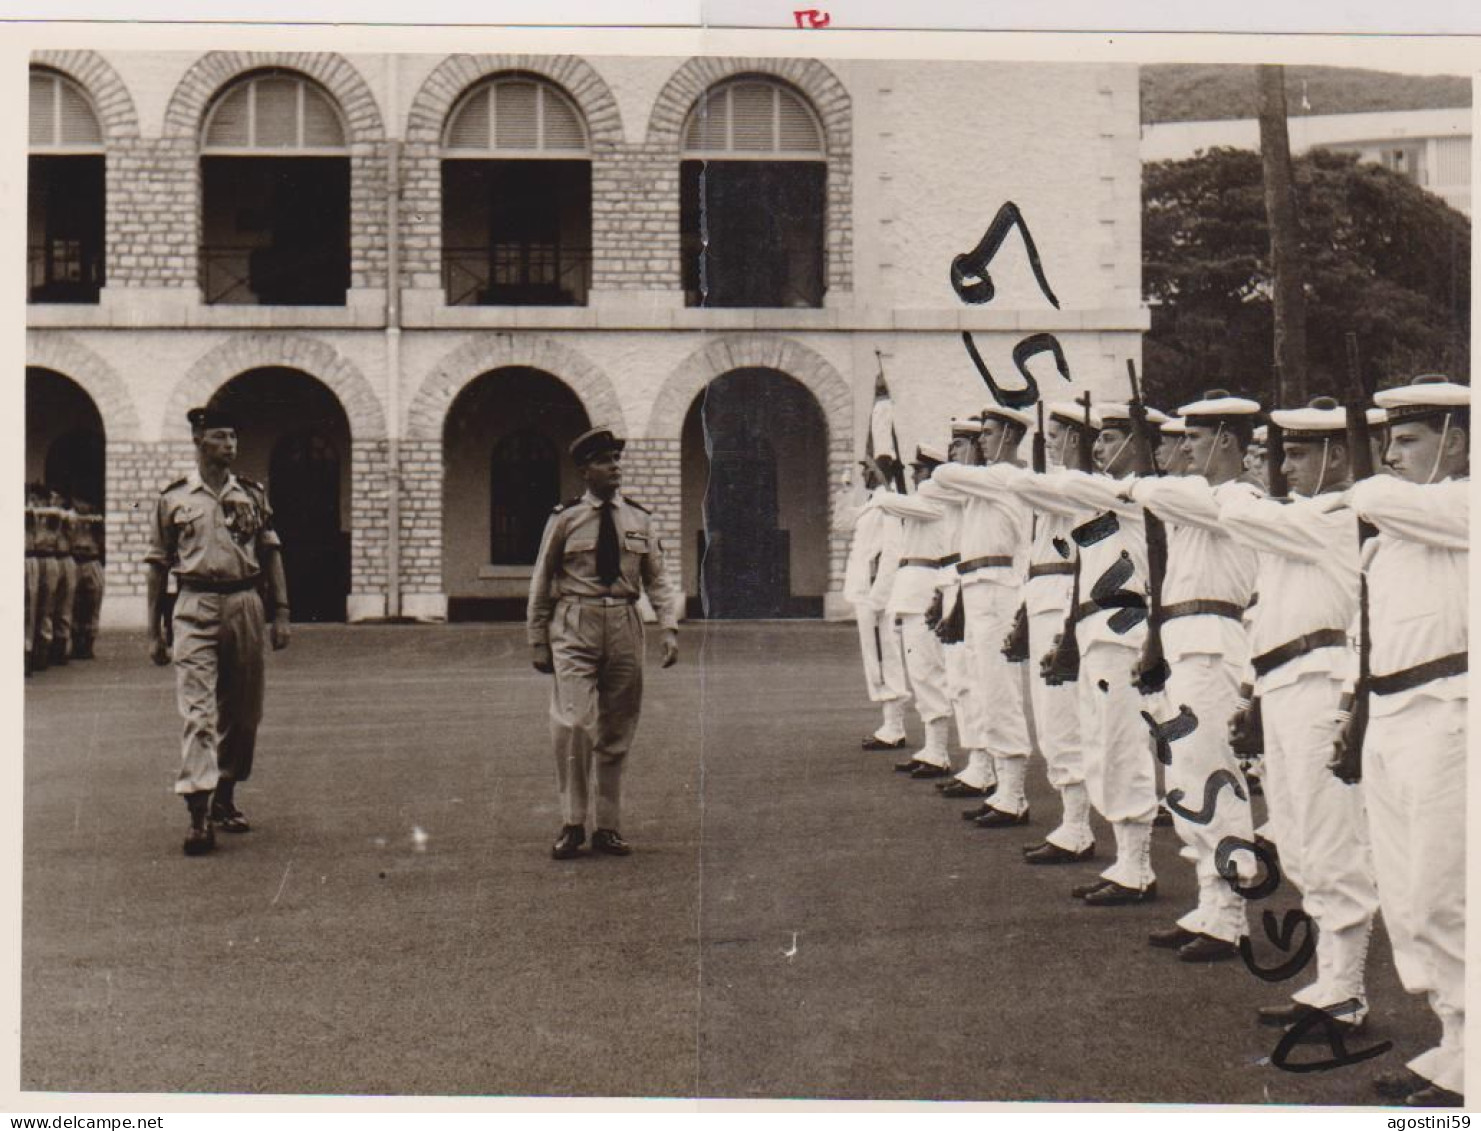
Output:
[49, 494, 78, 667]
[31, 489, 62, 672]
[146, 406, 291, 857]
[528, 427, 681, 861]
[69, 499, 105, 660]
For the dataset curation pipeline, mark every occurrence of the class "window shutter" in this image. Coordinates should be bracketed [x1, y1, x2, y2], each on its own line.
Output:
[494, 81, 539, 150]
[58, 82, 103, 145]
[541, 88, 585, 150]
[686, 89, 729, 151]
[446, 87, 491, 149]
[730, 83, 775, 151]
[302, 85, 345, 147]
[777, 88, 822, 153]
[204, 83, 251, 147]
[254, 76, 300, 147]
[29, 73, 55, 147]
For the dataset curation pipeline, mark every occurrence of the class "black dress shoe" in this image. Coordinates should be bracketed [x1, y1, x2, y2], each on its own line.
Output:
[551, 824, 586, 860]
[1149, 925, 1200, 949]
[1178, 933, 1241, 962]
[1083, 880, 1157, 906]
[910, 763, 952, 780]
[1023, 841, 1094, 865]
[961, 802, 994, 822]
[974, 807, 1029, 829]
[894, 758, 926, 773]
[1373, 1069, 1431, 1101]
[1405, 1085, 1465, 1108]
[590, 828, 633, 856]
[937, 780, 992, 798]
[210, 802, 251, 834]
[862, 734, 909, 750]
[1071, 879, 1112, 900]
[182, 823, 216, 857]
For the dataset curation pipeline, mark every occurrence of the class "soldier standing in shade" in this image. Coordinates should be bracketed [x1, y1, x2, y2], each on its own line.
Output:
[30, 488, 62, 673]
[70, 499, 106, 660]
[146, 406, 291, 857]
[24, 484, 40, 677]
[48, 492, 77, 667]
[528, 427, 681, 861]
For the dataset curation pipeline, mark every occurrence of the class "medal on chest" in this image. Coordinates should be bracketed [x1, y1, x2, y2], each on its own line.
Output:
[222, 498, 262, 544]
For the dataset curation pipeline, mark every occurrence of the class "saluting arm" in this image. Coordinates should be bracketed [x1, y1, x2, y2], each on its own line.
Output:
[1129, 476, 1228, 531]
[933, 462, 1017, 501]
[1006, 467, 1084, 519]
[1220, 494, 1340, 563]
[1351, 477, 1469, 550]
[874, 492, 945, 522]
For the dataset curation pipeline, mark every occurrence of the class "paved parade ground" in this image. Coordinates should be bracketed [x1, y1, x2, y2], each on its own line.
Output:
[22, 623, 1431, 1105]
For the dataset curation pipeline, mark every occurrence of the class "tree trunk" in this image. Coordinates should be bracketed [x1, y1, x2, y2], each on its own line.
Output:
[1256, 65, 1308, 408]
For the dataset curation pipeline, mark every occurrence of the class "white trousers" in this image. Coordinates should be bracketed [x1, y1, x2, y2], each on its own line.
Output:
[1079, 640, 1158, 888]
[899, 613, 952, 766]
[1162, 652, 1252, 944]
[962, 582, 1031, 812]
[854, 601, 910, 705]
[1261, 674, 1379, 1013]
[1028, 606, 1092, 851]
[1366, 696, 1466, 1094]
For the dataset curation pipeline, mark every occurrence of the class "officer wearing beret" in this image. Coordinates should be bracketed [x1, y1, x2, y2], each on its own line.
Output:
[528, 427, 681, 861]
[146, 406, 291, 856]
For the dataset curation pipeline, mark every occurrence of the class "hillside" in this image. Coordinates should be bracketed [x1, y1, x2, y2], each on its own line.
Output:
[1141, 64, 1471, 124]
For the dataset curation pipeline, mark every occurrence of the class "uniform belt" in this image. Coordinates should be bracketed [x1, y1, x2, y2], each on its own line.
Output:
[901, 556, 947, 569]
[562, 594, 637, 607]
[1251, 628, 1347, 678]
[1370, 652, 1468, 697]
[72, 553, 99, 563]
[957, 554, 1013, 574]
[180, 576, 261, 595]
[1161, 600, 1245, 622]
[1027, 561, 1076, 580]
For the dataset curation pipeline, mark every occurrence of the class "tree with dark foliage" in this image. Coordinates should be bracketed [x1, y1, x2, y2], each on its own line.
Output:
[1143, 146, 1470, 409]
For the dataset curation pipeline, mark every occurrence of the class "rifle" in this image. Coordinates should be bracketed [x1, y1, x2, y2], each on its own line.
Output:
[1266, 424, 1288, 498]
[1127, 360, 1170, 696]
[1043, 392, 1095, 685]
[1332, 332, 1376, 784]
[1001, 403, 1045, 662]
[871, 350, 909, 495]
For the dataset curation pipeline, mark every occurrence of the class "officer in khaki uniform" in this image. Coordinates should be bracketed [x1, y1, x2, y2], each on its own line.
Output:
[31, 490, 62, 672]
[49, 494, 78, 667]
[70, 499, 106, 660]
[146, 406, 291, 857]
[528, 427, 681, 860]
[24, 485, 40, 676]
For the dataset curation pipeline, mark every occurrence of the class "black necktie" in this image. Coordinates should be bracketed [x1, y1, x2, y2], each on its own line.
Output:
[596, 501, 620, 586]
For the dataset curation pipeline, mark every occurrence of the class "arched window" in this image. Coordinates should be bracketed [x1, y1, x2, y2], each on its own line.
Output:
[441, 76, 592, 307]
[28, 69, 105, 304]
[680, 79, 827, 309]
[199, 71, 351, 305]
[490, 430, 560, 564]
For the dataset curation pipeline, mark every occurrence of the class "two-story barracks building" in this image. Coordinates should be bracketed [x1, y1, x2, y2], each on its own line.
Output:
[26, 49, 1148, 627]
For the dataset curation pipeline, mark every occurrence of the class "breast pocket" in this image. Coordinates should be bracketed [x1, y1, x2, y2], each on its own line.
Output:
[622, 530, 651, 557]
[564, 537, 597, 560]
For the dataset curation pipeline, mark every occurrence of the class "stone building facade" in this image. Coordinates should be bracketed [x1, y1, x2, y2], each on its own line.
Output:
[26, 49, 1148, 627]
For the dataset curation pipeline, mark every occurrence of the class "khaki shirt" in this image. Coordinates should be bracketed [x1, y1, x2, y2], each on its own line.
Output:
[55, 510, 74, 556]
[71, 513, 104, 559]
[33, 507, 61, 555]
[145, 470, 281, 584]
[527, 490, 681, 647]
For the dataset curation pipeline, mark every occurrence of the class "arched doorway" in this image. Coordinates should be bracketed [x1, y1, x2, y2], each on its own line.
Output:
[681, 368, 827, 619]
[26, 367, 105, 509]
[207, 367, 351, 622]
[442, 367, 590, 620]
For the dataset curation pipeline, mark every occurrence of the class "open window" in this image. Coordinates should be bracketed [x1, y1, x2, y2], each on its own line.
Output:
[28, 69, 105, 304]
[681, 79, 827, 308]
[442, 76, 592, 307]
[199, 72, 351, 305]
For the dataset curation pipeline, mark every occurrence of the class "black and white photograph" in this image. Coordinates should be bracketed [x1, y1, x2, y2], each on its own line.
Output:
[13, 13, 1475, 1114]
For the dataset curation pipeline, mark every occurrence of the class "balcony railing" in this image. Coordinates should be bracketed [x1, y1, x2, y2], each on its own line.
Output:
[201, 244, 348, 306]
[28, 241, 103, 304]
[443, 243, 591, 307]
[682, 246, 826, 309]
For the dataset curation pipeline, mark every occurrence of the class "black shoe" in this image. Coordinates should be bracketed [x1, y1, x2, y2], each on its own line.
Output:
[209, 802, 251, 834]
[937, 780, 992, 798]
[183, 823, 216, 857]
[551, 824, 586, 860]
[1023, 841, 1094, 865]
[1405, 1085, 1465, 1108]
[590, 828, 633, 856]
[862, 734, 908, 751]
[910, 763, 951, 780]
[1083, 880, 1157, 906]
[1149, 925, 1200, 950]
[1178, 933, 1241, 962]
[894, 758, 925, 773]
[1373, 1069, 1432, 1101]
[1071, 879, 1112, 900]
[974, 806, 1029, 829]
[961, 802, 994, 822]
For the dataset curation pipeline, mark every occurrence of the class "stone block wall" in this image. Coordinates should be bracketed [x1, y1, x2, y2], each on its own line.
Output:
[104, 440, 196, 598]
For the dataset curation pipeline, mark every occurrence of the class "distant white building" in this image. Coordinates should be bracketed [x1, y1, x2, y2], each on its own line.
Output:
[1142, 107, 1471, 216]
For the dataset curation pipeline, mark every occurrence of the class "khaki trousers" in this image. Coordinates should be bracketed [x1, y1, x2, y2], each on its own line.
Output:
[172, 588, 266, 795]
[32, 557, 59, 658]
[549, 599, 644, 829]
[72, 560, 105, 655]
[24, 557, 38, 654]
[50, 556, 77, 659]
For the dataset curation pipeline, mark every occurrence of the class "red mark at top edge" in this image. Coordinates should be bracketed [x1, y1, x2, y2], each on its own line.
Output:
[793, 9, 832, 28]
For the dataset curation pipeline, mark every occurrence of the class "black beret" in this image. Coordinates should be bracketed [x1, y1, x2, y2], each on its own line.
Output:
[187, 406, 238, 432]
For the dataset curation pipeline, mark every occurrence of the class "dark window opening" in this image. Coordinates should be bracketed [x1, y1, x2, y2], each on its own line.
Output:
[443, 160, 591, 306]
[490, 430, 560, 564]
[28, 155, 104, 304]
[681, 159, 825, 308]
[200, 156, 350, 305]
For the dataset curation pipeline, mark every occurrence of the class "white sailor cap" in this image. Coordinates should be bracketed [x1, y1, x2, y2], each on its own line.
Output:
[1251, 424, 1267, 444]
[1177, 388, 1263, 422]
[1095, 403, 1167, 430]
[1144, 407, 1170, 427]
[1160, 415, 1188, 437]
[1366, 407, 1388, 428]
[911, 442, 948, 467]
[1373, 375, 1470, 424]
[1270, 396, 1347, 438]
[949, 416, 985, 436]
[1046, 401, 1099, 431]
[977, 404, 1034, 431]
